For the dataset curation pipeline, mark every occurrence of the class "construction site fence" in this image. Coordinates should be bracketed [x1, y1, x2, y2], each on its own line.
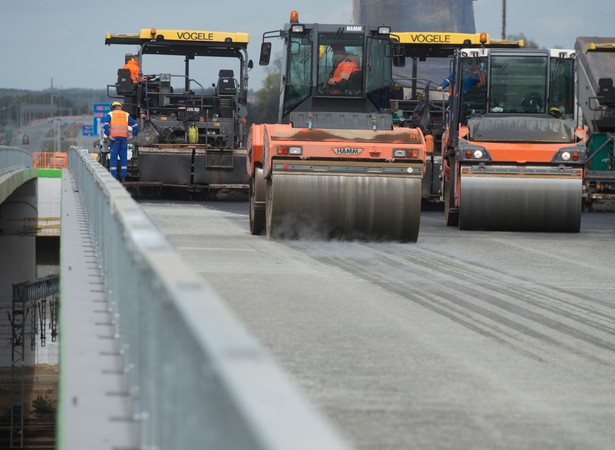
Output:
[32, 152, 68, 169]
[62, 146, 353, 450]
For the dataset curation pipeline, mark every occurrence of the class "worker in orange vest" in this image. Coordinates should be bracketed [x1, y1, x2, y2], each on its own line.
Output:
[327, 45, 360, 92]
[121, 54, 143, 84]
[101, 101, 138, 181]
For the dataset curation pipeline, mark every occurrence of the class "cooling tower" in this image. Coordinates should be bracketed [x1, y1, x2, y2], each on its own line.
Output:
[353, 0, 476, 33]
[353, 0, 477, 88]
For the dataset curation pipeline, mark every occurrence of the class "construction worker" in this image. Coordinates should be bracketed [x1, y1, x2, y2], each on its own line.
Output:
[438, 63, 483, 94]
[121, 54, 143, 84]
[327, 45, 360, 91]
[437, 74, 453, 92]
[101, 101, 138, 181]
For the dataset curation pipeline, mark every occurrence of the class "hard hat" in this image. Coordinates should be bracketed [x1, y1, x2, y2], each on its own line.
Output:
[319, 45, 326, 59]
[549, 107, 562, 118]
[112, 101, 123, 108]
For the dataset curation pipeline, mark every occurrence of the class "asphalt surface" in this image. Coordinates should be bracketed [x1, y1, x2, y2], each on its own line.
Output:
[140, 201, 615, 450]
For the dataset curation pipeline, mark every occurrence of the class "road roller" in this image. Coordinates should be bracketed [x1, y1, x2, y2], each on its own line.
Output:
[247, 11, 427, 242]
[575, 36, 615, 211]
[441, 47, 586, 231]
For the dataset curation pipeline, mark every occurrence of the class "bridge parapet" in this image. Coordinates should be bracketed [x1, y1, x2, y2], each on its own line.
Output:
[60, 147, 353, 450]
[0, 145, 32, 174]
[0, 146, 37, 205]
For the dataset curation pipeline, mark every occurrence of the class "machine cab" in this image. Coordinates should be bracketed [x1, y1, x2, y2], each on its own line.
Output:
[260, 12, 398, 125]
[453, 48, 576, 126]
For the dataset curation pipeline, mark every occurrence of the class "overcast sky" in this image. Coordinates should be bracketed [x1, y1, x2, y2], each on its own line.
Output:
[2, 0, 615, 91]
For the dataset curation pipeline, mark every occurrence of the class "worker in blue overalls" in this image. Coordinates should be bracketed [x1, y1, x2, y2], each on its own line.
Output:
[101, 101, 138, 182]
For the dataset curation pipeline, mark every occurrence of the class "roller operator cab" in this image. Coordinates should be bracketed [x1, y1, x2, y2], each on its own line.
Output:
[248, 11, 427, 242]
[442, 47, 586, 232]
[103, 28, 252, 196]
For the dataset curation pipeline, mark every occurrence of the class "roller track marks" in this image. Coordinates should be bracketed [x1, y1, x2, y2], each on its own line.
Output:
[290, 242, 615, 364]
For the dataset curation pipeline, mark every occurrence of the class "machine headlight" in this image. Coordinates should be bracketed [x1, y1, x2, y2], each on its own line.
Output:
[459, 140, 490, 161]
[277, 146, 302, 155]
[552, 144, 585, 164]
[393, 148, 419, 159]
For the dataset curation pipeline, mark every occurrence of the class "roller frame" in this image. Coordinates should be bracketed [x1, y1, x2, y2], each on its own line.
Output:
[249, 166, 266, 235]
[443, 156, 460, 227]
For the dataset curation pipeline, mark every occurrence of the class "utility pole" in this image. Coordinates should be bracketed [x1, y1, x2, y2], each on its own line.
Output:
[54, 118, 61, 153]
[501, 0, 507, 40]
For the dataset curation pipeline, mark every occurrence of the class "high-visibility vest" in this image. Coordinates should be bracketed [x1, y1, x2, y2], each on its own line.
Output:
[328, 56, 359, 85]
[109, 110, 129, 138]
[121, 59, 142, 83]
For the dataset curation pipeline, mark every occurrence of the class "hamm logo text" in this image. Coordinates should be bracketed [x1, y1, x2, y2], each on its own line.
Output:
[332, 146, 363, 155]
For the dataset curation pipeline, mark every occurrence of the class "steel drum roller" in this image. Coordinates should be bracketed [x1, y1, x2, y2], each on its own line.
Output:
[266, 173, 422, 241]
[459, 175, 582, 232]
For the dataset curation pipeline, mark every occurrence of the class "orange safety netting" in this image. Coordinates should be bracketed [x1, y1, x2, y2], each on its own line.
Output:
[32, 152, 68, 169]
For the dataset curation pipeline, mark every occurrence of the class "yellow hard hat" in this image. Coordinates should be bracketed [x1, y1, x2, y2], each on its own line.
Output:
[549, 107, 562, 118]
[112, 101, 123, 108]
[319, 45, 326, 59]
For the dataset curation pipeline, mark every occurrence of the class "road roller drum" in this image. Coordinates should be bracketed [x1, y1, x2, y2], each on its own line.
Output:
[459, 172, 582, 232]
[266, 170, 422, 241]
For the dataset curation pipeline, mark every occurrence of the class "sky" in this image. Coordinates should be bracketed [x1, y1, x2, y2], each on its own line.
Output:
[2, 0, 615, 92]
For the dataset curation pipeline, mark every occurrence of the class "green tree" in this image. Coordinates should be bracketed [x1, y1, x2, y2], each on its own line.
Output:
[247, 56, 282, 126]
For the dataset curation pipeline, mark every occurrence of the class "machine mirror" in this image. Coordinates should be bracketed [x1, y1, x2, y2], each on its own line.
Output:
[259, 42, 272, 66]
[392, 43, 405, 68]
[290, 41, 300, 55]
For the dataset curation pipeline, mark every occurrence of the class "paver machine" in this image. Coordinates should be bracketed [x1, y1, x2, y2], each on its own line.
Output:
[247, 11, 427, 242]
[575, 37, 615, 210]
[441, 46, 586, 231]
[390, 31, 522, 204]
[104, 28, 252, 196]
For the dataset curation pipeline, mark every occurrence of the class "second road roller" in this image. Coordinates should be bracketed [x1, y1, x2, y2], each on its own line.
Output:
[441, 46, 587, 231]
[247, 11, 427, 242]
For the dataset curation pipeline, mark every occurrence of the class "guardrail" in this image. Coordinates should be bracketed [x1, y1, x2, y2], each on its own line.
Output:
[0, 145, 37, 205]
[61, 146, 353, 450]
[0, 145, 32, 174]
